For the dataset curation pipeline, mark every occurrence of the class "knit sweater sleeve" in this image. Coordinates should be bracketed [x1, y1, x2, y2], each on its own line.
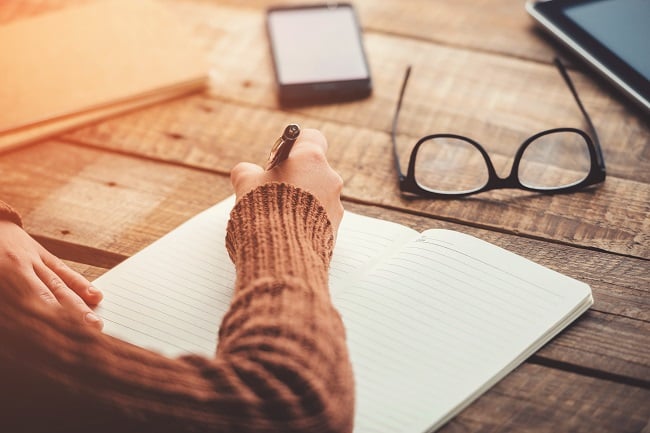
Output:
[0, 183, 354, 433]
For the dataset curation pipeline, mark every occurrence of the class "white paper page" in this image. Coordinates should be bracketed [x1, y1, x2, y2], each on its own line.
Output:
[93, 196, 417, 357]
[93, 197, 237, 357]
[334, 228, 592, 433]
[329, 211, 418, 296]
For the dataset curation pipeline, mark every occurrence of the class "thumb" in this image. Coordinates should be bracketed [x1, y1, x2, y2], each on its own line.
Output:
[230, 162, 265, 198]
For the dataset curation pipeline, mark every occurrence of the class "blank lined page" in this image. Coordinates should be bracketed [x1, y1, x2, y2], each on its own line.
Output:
[93, 198, 416, 357]
[93, 196, 237, 357]
[330, 211, 418, 295]
[334, 228, 592, 433]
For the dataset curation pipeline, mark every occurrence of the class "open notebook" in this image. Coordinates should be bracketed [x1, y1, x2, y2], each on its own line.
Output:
[93, 196, 592, 433]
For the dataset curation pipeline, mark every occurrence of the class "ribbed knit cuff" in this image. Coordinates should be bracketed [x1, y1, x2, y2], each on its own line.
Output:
[0, 200, 22, 227]
[226, 183, 334, 291]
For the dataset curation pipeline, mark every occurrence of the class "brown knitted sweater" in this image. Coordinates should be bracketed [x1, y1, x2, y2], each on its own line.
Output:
[0, 183, 354, 433]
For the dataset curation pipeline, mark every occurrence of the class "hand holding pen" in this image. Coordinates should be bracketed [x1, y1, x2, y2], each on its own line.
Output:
[229, 126, 344, 235]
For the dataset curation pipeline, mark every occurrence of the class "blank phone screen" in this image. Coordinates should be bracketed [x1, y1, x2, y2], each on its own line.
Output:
[268, 6, 370, 85]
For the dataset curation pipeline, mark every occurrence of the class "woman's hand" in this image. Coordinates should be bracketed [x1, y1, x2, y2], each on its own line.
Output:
[0, 220, 104, 329]
[230, 128, 344, 235]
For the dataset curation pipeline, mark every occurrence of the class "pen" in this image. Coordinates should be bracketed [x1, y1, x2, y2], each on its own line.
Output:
[266, 124, 300, 170]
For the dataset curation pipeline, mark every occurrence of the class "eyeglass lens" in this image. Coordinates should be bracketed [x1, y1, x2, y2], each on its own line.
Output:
[413, 131, 593, 194]
[414, 137, 488, 194]
[518, 131, 592, 189]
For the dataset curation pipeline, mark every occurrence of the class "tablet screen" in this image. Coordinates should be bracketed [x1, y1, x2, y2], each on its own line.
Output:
[528, 0, 650, 115]
[564, 0, 650, 80]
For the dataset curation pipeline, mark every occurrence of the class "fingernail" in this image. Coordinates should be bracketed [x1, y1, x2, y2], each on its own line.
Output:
[85, 312, 103, 328]
[87, 286, 103, 302]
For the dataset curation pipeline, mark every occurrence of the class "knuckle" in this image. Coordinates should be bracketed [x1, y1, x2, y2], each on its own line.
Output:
[305, 148, 328, 164]
[302, 128, 327, 145]
[3, 251, 23, 266]
[48, 276, 67, 294]
[72, 296, 89, 309]
[50, 257, 67, 271]
[230, 163, 253, 185]
[1, 252, 33, 278]
[38, 289, 57, 305]
[230, 162, 245, 178]
[293, 144, 326, 162]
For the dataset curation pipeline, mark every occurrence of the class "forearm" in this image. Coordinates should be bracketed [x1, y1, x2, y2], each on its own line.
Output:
[0, 185, 354, 433]
[220, 183, 354, 432]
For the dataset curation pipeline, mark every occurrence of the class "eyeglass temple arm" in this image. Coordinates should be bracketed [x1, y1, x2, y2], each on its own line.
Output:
[553, 57, 605, 169]
[391, 65, 412, 181]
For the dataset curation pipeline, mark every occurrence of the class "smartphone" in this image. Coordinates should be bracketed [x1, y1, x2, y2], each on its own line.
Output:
[266, 3, 372, 106]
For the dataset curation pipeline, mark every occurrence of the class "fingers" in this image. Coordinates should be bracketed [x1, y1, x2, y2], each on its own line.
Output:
[19, 270, 59, 306]
[0, 221, 103, 330]
[290, 128, 328, 154]
[40, 249, 103, 305]
[33, 262, 104, 330]
[231, 162, 265, 199]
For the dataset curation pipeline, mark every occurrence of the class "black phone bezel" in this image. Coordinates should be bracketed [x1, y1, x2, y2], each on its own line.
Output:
[266, 3, 372, 107]
[527, 0, 649, 116]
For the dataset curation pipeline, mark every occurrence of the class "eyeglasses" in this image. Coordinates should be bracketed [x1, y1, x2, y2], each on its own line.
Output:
[391, 58, 606, 198]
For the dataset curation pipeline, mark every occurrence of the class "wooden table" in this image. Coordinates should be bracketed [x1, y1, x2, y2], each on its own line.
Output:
[1, 1, 648, 431]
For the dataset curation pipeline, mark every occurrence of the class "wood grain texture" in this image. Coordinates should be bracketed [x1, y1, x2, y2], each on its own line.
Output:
[63, 260, 108, 281]
[64, 95, 650, 259]
[441, 363, 649, 433]
[165, 0, 649, 146]
[183, 0, 562, 64]
[0, 141, 233, 257]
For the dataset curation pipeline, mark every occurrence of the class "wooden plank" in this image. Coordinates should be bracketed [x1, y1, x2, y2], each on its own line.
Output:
[1, 141, 648, 383]
[63, 260, 107, 281]
[443, 363, 650, 433]
[161, 0, 648, 128]
[535, 310, 650, 386]
[0, 0, 596, 69]
[37, 236, 126, 269]
[64, 94, 650, 259]
[172, 0, 650, 118]
[0, 140, 233, 258]
[171, 0, 567, 65]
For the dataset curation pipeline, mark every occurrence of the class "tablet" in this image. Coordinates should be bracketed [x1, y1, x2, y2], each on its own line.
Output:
[526, 0, 650, 116]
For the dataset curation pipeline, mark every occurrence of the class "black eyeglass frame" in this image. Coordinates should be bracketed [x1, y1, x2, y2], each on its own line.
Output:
[392, 58, 606, 198]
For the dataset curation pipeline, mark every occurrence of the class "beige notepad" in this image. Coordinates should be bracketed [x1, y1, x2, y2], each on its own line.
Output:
[0, 0, 208, 150]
